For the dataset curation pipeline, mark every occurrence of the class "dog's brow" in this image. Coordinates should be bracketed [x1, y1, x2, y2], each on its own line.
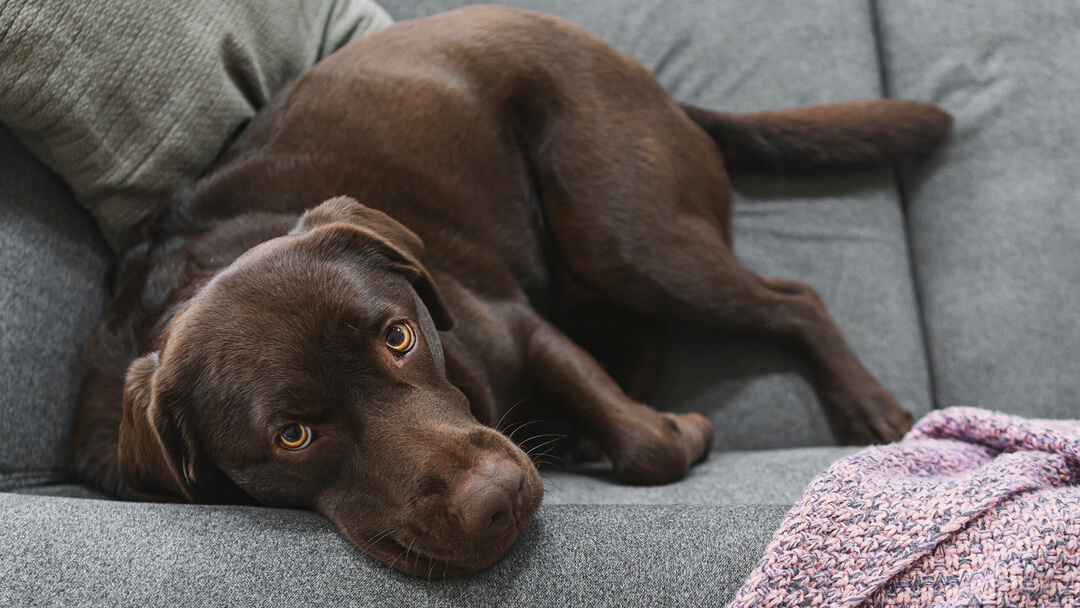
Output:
[261, 388, 332, 423]
[339, 303, 413, 335]
[341, 317, 380, 335]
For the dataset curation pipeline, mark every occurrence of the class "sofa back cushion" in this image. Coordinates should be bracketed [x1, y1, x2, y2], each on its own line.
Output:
[0, 127, 111, 490]
[878, 1, 1080, 418]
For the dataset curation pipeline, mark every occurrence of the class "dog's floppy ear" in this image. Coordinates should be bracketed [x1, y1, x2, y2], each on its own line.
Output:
[292, 196, 454, 330]
[117, 353, 199, 502]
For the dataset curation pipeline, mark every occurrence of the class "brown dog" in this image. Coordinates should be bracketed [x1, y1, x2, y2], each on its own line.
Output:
[72, 6, 950, 577]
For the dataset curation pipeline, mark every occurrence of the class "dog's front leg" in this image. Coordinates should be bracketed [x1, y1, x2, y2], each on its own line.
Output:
[524, 321, 713, 485]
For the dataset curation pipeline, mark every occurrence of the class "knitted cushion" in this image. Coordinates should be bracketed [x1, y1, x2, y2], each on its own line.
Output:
[0, 0, 391, 251]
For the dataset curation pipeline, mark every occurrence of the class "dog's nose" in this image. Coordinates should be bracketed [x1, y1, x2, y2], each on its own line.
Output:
[449, 456, 524, 536]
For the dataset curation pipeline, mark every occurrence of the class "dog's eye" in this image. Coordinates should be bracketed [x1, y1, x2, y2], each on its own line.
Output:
[279, 424, 312, 450]
[385, 323, 414, 354]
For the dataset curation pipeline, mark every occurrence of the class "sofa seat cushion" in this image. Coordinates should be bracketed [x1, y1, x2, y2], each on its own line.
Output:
[542, 446, 860, 505]
[3, 446, 857, 603]
[0, 491, 790, 606]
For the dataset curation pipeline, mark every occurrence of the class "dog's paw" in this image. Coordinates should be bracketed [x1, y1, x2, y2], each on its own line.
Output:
[611, 411, 714, 485]
[665, 411, 714, 465]
[835, 388, 914, 445]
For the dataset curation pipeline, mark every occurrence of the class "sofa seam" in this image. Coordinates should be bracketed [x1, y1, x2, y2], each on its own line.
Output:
[868, 0, 941, 412]
[0, 468, 73, 491]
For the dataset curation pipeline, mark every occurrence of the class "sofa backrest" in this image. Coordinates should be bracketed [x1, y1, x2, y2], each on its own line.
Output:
[0, 127, 112, 490]
[3, 0, 1077, 493]
[877, 1, 1080, 418]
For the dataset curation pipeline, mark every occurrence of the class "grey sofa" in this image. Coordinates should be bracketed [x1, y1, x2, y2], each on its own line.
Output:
[2, 0, 1077, 605]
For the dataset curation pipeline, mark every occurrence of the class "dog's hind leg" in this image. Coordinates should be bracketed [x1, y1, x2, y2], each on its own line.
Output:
[528, 92, 914, 444]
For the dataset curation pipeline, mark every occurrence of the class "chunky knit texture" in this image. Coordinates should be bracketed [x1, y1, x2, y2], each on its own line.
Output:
[730, 407, 1080, 607]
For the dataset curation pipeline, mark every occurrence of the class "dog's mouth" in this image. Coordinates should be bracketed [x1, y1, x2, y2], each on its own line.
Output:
[367, 534, 464, 578]
[364, 530, 517, 578]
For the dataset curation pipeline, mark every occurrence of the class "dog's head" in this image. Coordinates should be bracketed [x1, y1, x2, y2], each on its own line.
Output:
[117, 196, 543, 576]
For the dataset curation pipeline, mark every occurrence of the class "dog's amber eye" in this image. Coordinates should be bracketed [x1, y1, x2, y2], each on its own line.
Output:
[385, 323, 414, 354]
[279, 424, 311, 450]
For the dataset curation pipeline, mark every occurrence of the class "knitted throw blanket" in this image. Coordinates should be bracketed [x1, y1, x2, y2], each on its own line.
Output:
[729, 407, 1080, 607]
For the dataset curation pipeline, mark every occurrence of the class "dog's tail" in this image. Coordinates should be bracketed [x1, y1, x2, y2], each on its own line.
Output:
[681, 99, 952, 172]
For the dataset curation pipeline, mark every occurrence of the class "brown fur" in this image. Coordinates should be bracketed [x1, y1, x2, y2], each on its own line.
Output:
[71, 6, 951, 577]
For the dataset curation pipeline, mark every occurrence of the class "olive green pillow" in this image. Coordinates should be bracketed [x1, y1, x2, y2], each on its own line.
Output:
[0, 0, 392, 251]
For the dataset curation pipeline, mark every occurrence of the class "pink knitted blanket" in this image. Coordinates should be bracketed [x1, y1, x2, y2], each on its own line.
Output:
[729, 407, 1080, 607]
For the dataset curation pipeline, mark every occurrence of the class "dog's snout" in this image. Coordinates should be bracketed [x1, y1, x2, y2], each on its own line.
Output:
[449, 455, 525, 536]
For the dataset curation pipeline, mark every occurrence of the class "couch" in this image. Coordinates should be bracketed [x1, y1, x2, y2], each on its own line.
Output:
[2, 0, 1077, 605]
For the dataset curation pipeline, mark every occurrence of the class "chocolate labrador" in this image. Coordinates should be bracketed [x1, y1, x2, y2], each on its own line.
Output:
[71, 6, 951, 577]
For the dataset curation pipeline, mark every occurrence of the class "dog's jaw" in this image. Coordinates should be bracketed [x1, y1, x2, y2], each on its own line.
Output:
[344, 460, 543, 577]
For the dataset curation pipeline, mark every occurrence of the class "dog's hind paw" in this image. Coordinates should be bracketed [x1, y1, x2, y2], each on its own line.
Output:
[834, 388, 915, 445]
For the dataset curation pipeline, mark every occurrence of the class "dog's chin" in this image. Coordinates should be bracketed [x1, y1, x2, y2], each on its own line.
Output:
[361, 518, 531, 578]
[357, 469, 544, 578]
[365, 530, 517, 578]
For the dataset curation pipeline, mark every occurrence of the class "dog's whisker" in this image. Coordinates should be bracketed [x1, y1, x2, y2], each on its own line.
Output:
[517, 433, 563, 451]
[526, 447, 559, 462]
[533, 458, 565, 472]
[524, 437, 562, 457]
[388, 548, 407, 572]
[388, 538, 413, 572]
[361, 527, 396, 553]
[521, 437, 566, 455]
[539, 472, 565, 496]
[518, 432, 566, 445]
[536, 452, 566, 465]
[504, 419, 540, 440]
[494, 398, 528, 433]
[531, 453, 567, 471]
[505, 419, 544, 442]
[531, 451, 564, 463]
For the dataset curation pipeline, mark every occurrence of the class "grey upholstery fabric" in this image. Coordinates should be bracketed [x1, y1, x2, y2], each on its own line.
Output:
[0, 492, 789, 607]
[543, 446, 859, 505]
[377, 0, 934, 448]
[0, 0, 391, 251]
[9, 0, 1034, 604]
[876, 1, 1080, 418]
[0, 126, 112, 490]
[1, 447, 848, 604]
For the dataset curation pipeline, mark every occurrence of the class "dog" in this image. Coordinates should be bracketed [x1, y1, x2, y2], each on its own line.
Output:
[72, 6, 951, 577]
